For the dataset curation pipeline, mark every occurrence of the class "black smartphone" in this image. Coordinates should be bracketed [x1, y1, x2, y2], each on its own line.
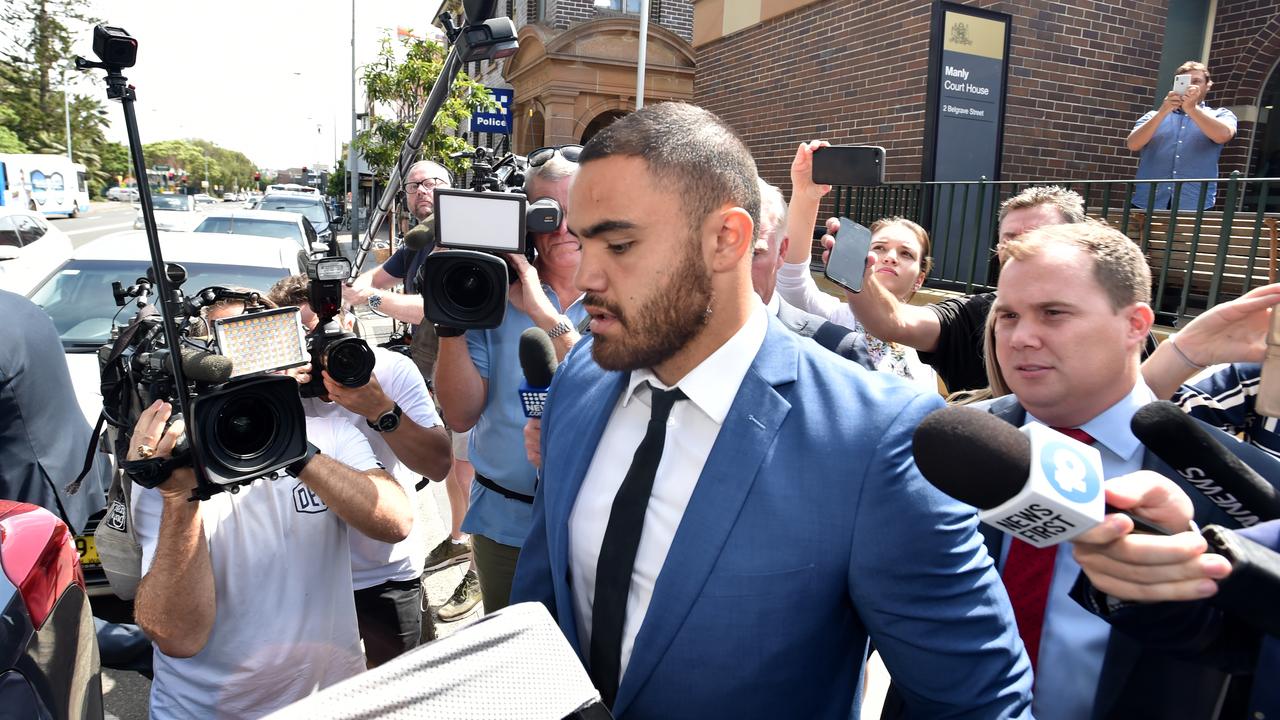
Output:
[811, 145, 886, 186]
[824, 218, 873, 293]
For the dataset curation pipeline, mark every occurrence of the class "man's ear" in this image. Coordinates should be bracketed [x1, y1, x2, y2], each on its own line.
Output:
[1127, 302, 1155, 344]
[710, 206, 754, 273]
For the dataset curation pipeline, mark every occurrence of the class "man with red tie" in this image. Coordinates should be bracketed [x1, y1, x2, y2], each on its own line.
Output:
[969, 222, 1272, 720]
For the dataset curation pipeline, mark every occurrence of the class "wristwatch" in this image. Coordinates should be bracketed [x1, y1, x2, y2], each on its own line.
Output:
[546, 316, 574, 339]
[286, 442, 322, 477]
[367, 403, 403, 433]
[434, 323, 465, 338]
[368, 293, 383, 310]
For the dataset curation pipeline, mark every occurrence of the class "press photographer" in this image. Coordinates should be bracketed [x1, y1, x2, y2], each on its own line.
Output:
[433, 146, 587, 613]
[269, 271, 452, 663]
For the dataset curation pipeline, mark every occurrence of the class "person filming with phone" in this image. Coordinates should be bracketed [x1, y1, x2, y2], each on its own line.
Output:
[1128, 60, 1236, 211]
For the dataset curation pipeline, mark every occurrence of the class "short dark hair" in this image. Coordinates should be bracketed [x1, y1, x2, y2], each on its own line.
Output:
[579, 102, 761, 237]
[268, 274, 310, 308]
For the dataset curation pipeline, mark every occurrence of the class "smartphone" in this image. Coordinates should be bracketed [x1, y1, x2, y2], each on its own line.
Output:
[1172, 74, 1191, 96]
[811, 145, 886, 186]
[824, 218, 873, 293]
[1256, 311, 1280, 417]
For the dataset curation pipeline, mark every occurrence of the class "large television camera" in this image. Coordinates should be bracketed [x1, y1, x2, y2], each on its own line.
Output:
[299, 256, 376, 398]
[101, 271, 311, 500]
[419, 146, 564, 330]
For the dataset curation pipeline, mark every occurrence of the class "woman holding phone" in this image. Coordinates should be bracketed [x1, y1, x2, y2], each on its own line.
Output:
[777, 140, 938, 392]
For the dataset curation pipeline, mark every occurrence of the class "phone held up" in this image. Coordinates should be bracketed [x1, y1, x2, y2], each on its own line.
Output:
[1172, 73, 1192, 96]
[811, 145, 886, 187]
[823, 218, 873, 294]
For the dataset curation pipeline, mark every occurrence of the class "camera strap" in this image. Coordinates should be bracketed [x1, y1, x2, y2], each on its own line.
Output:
[65, 410, 109, 496]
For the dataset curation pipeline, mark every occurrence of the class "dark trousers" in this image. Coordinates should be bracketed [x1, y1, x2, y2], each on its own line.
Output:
[354, 576, 431, 666]
[472, 533, 520, 613]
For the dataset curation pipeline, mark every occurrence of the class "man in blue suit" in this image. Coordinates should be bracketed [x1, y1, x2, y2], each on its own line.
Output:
[509, 102, 1032, 719]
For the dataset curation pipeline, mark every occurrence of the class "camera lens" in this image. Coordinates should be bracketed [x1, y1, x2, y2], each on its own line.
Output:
[214, 394, 277, 460]
[443, 264, 494, 311]
[325, 336, 375, 388]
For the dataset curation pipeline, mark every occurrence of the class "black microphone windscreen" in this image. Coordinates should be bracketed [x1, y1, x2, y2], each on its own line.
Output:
[518, 327, 557, 388]
[181, 346, 233, 384]
[1131, 401, 1280, 523]
[912, 406, 1031, 509]
[403, 215, 435, 251]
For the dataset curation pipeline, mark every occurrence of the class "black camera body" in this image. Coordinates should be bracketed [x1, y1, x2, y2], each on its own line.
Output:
[419, 148, 565, 330]
[300, 256, 376, 399]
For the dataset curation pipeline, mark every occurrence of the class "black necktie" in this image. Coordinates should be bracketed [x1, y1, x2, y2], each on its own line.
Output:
[589, 383, 686, 707]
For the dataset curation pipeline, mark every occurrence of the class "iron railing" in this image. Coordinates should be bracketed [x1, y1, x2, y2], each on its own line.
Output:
[819, 173, 1280, 324]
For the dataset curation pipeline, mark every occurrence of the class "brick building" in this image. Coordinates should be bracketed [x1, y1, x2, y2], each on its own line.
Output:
[692, 0, 1280, 192]
[454, 0, 696, 153]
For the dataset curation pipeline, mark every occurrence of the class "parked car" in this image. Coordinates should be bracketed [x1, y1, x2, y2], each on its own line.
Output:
[27, 229, 307, 428]
[193, 193, 218, 209]
[256, 192, 337, 253]
[193, 208, 325, 257]
[133, 193, 202, 232]
[0, 500, 104, 719]
[104, 186, 138, 202]
[0, 206, 75, 295]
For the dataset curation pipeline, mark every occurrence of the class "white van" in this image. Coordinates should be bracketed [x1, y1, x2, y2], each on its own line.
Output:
[0, 154, 92, 218]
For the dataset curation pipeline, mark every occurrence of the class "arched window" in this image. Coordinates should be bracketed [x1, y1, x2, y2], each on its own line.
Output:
[1247, 60, 1280, 211]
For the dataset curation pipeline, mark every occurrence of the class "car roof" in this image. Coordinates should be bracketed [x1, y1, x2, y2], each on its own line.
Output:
[72, 230, 298, 269]
[196, 208, 305, 224]
[0, 206, 41, 218]
[260, 192, 324, 202]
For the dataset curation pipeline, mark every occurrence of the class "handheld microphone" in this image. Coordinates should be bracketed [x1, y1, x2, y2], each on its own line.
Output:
[180, 346, 233, 384]
[1201, 523, 1280, 638]
[403, 215, 436, 252]
[1131, 401, 1280, 526]
[913, 406, 1172, 547]
[518, 327, 557, 419]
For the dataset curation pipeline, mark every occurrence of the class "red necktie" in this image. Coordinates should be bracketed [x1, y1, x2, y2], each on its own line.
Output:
[1001, 426, 1096, 673]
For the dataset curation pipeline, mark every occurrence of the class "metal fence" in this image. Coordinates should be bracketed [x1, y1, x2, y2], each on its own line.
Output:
[824, 173, 1280, 324]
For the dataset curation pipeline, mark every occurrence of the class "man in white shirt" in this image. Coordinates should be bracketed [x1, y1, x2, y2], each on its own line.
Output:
[511, 102, 1031, 719]
[269, 275, 452, 664]
[130, 398, 412, 718]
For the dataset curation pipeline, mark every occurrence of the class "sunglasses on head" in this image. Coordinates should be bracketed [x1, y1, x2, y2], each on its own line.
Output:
[528, 144, 583, 168]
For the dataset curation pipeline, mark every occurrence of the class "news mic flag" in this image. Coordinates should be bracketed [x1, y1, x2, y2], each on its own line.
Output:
[519, 327, 558, 418]
[264, 602, 611, 720]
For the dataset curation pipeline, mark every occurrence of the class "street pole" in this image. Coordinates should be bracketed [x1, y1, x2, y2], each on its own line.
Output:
[636, 0, 649, 110]
[63, 71, 73, 161]
[203, 152, 209, 193]
[349, 0, 360, 249]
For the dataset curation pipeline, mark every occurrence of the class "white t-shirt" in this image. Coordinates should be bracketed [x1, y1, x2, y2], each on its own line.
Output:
[135, 416, 379, 719]
[302, 346, 443, 589]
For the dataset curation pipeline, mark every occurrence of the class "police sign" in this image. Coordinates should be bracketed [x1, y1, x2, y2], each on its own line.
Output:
[472, 87, 513, 135]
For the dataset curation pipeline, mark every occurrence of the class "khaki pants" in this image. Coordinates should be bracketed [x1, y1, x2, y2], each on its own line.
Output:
[471, 534, 520, 613]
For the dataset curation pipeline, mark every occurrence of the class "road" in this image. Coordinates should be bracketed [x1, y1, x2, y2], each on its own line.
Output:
[60, 203, 482, 719]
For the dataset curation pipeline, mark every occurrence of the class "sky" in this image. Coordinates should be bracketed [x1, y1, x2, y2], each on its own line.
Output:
[69, 0, 446, 170]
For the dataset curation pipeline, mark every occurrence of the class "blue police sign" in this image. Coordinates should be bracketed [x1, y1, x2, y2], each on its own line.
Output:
[472, 87, 513, 135]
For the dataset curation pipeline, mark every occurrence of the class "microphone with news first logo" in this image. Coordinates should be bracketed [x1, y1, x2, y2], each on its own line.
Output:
[913, 406, 1172, 545]
[518, 327, 558, 419]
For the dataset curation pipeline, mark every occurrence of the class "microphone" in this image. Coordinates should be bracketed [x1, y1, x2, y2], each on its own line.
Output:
[1131, 401, 1280, 526]
[1201, 523, 1280, 638]
[403, 215, 435, 251]
[913, 406, 1171, 547]
[181, 346, 233, 384]
[518, 327, 557, 419]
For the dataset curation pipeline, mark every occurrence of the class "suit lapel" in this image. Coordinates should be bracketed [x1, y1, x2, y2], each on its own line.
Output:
[612, 320, 798, 715]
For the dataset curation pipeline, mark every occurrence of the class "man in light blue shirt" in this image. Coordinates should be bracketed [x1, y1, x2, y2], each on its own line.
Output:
[1129, 60, 1237, 211]
[433, 148, 587, 615]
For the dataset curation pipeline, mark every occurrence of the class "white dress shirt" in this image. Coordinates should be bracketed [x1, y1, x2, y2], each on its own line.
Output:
[569, 300, 769, 681]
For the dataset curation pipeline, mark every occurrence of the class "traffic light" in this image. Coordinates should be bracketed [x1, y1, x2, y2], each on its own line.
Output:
[254, 172, 261, 181]
[167, 172, 174, 182]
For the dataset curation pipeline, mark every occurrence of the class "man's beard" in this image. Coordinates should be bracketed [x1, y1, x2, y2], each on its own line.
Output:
[587, 241, 713, 372]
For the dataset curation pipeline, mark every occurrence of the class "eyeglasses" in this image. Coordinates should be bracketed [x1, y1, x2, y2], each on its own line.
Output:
[528, 144, 583, 168]
[405, 177, 450, 194]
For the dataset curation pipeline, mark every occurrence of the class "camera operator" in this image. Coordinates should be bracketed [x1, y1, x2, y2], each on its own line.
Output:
[433, 147, 588, 613]
[130, 397, 411, 717]
[268, 274, 451, 663]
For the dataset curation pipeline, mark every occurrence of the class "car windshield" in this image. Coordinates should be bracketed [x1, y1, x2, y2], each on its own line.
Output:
[152, 196, 190, 211]
[194, 218, 304, 246]
[31, 259, 288, 349]
[258, 196, 326, 226]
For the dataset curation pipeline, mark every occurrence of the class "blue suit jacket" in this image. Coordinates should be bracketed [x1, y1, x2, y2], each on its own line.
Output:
[511, 317, 1033, 720]
[981, 394, 1280, 720]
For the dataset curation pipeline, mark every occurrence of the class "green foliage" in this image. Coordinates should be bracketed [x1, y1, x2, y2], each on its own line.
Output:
[142, 138, 259, 193]
[0, 105, 27, 152]
[352, 32, 495, 181]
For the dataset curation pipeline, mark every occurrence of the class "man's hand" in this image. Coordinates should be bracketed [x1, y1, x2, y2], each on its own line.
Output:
[505, 253, 557, 323]
[1159, 91, 1182, 115]
[524, 417, 542, 467]
[1181, 82, 1209, 113]
[342, 283, 374, 307]
[323, 371, 394, 423]
[789, 140, 833, 204]
[281, 361, 313, 387]
[1174, 283, 1280, 366]
[128, 399, 198, 501]
[1071, 471, 1232, 602]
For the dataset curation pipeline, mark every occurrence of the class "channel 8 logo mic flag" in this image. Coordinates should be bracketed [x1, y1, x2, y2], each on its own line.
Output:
[979, 422, 1105, 548]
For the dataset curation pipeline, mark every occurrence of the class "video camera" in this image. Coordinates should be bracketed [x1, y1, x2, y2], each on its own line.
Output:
[418, 146, 565, 330]
[299, 256, 376, 398]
